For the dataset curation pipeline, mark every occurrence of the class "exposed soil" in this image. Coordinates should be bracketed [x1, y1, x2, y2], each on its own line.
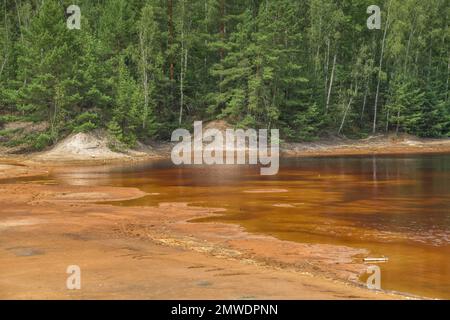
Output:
[33, 133, 450, 163]
[282, 134, 450, 157]
[0, 162, 410, 300]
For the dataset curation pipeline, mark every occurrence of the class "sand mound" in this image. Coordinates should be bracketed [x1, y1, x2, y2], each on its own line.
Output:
[203, 120, 233, 132]
[35, 131, 131, 161]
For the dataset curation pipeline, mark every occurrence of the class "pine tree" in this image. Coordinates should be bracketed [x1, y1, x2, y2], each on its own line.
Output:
[16, 0, 82, 141]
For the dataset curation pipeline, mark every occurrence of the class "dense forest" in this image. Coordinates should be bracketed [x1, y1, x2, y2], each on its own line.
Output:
[0, 0, 449, 150]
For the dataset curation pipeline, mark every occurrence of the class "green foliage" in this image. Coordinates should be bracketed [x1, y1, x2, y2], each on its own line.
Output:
[107, 119, 123, 142]
[0, 128, 19, 138]
[1, 131, 53, 151]
[73, 122, 97, 133]
[16, 0, 82, 123]
[0, 0, 448, 145]
[70, 112, 99, 133]
[33, 133, 53, 150]
[292, 104, 324, 141]
[0, 115, 21, 125]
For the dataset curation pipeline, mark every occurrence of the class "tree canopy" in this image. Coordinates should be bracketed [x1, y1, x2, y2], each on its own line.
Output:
[0, 0, 448, 149]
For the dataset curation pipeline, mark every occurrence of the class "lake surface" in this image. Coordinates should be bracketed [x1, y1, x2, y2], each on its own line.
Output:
[48, 153, 450, 299]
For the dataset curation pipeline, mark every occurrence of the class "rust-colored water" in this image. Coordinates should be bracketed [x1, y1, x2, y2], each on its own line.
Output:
[48, 154, 450, 299]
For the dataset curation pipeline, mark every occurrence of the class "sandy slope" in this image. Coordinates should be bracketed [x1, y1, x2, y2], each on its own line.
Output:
[33, 132, 147, 161]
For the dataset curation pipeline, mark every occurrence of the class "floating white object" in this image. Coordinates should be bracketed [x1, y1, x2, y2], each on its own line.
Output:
[364, 257, 389, 262]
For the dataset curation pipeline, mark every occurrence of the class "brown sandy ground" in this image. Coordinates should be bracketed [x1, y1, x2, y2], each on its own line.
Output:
[282, 135, 450, 158]
[0, 163, 410, 300]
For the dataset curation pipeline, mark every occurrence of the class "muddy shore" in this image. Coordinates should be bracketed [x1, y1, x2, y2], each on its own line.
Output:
[3, 138, 448, 299]
[2, 134, 450, 164]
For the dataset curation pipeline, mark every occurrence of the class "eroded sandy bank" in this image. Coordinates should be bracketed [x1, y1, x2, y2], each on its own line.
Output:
[3, 133, 450, 164]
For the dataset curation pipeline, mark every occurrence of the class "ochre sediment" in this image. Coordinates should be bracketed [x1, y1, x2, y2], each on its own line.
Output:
[0, 161, 409, 299]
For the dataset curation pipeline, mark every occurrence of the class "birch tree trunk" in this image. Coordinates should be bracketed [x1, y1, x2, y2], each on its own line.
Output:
[218, 0, 225, 92]
[139, 30, 149, 129]
[168, 0, 174, 81]
[326, 53, 336, 113]
[0, 4, 8, 79]
[338, 82, 358, 135]
[385, 109, 390, 132]
[396, 20, 416, 134]
[179, 0, 187, 125]
[373, 0, 392, 134]
[361, 84, 368, 122]
[324, 38, 330, 102]
[446, 54, 449, 102]
[0, 56, 6, 78]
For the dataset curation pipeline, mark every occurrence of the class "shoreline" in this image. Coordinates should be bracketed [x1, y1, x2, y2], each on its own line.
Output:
[2, 134, 450, 165]
[282, 135, 450, 158]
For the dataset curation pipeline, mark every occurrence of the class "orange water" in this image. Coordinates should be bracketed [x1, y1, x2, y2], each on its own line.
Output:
[46, 154, 450, 299]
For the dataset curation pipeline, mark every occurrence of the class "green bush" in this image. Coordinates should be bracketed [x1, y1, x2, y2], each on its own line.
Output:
[73, 121, 97, 133]
[0, 115, 21, 125]
[71, 112, 99, 133]
[75, 112, 99, 125]
[122, 132, 137, 148]
[107, 119, 123, 141]
[291, 104, 323, 141]
[0, 128, 20, 138]
[33, 133, 53, 151]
